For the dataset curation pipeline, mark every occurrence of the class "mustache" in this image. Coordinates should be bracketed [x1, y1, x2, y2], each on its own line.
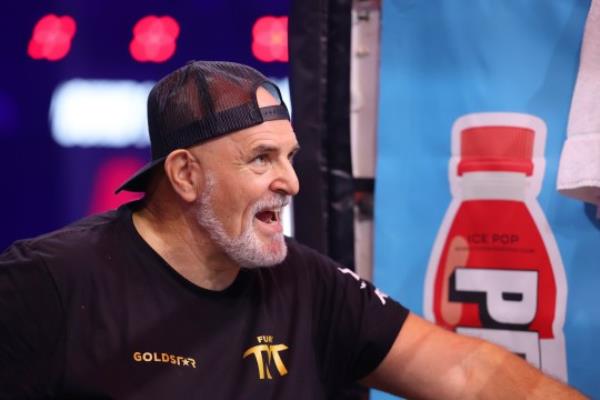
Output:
[252, 193, 290, 214]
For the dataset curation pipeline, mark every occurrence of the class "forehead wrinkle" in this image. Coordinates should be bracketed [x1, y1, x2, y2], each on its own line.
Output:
[232, 128, 297, 152]
[248, 137, 299, 158]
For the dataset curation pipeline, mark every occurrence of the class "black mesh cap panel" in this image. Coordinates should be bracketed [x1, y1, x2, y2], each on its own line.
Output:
[116, 61, 290, 193]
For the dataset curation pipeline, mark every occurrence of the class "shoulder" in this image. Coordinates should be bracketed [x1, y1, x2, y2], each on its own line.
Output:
[3, 209, 123, 263]
[0, 208, 127, 288]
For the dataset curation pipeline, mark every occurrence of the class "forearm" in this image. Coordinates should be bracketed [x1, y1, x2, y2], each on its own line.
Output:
[459, 339, 587, 400]
[361, 314, 587, 400]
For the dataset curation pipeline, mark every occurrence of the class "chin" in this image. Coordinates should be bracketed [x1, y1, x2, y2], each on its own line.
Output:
[236, 235, 288, 269]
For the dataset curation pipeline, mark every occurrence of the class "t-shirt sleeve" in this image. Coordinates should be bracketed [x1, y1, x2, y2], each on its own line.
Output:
[0, 241, 65, 398]
[300, 243, 409, 384]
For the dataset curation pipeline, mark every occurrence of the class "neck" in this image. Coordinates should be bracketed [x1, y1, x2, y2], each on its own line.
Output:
[132, 199, 240, 291]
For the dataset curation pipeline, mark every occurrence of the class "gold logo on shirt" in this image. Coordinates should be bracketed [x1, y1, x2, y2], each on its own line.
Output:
[132, 351, 197, 368]
[243, 335, 288, 380]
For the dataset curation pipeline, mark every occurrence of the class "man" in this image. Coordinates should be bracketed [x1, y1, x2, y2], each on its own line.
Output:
[0, 61, 587, 399]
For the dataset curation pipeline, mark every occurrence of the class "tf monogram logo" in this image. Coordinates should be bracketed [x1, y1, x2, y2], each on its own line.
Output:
[243, 335, 288, 380]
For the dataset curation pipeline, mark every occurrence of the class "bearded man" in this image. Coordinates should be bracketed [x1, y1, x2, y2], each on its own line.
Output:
[0, 61, 586, 399]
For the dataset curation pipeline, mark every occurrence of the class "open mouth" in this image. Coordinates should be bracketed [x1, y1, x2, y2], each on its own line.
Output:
[255, 209, 281, 224]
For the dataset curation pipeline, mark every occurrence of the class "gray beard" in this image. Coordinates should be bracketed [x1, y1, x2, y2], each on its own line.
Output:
[195, 175, 289, 268]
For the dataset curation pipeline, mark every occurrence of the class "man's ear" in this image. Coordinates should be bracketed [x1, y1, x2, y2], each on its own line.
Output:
[163, 149, 204, 202]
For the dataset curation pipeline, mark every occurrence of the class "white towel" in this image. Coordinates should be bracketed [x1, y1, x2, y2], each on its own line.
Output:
[557, 0, 600, 212]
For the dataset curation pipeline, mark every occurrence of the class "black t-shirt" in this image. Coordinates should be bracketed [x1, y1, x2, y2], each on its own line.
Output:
[0, 203, 408, 399]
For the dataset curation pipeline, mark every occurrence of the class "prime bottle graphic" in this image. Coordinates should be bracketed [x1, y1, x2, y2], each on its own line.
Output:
[424, 113, 568, 381]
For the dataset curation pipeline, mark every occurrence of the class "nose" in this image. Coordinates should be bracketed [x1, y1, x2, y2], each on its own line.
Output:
[271, 158, 300, 196]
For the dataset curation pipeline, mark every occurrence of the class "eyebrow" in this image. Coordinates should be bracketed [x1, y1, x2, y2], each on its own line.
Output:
[249, 144, 301, 156]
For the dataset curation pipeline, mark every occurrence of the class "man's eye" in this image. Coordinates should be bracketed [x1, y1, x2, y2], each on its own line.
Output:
[251, 154, 269, 165]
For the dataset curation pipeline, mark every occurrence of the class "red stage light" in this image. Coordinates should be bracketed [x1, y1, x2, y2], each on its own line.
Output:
[88, 157, 144, 215]
[28, 14, 76, 61]
[252, 16, 288, 63]
[130, 16, 180, 63]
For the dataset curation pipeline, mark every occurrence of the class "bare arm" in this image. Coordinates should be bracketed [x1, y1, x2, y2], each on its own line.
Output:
[361, 313, 587, 399]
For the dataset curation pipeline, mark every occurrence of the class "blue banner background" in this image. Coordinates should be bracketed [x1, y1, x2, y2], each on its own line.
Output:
[373, 1, 598, 398]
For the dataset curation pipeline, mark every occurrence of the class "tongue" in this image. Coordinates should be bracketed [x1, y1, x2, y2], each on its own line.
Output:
[256, 211, 274, 223]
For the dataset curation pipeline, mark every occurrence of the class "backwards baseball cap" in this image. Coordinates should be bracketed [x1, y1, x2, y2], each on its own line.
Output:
[115, 60, 290, 193]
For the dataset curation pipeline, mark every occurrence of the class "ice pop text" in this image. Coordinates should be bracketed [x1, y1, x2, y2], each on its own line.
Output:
[467, 233, 519, 245]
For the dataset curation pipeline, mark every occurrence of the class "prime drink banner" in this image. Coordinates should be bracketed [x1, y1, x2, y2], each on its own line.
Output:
[373, 1, 598, 398]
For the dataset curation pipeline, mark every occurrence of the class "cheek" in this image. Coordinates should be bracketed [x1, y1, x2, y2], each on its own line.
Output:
[208, 173, 272, 221]
[210, 186, 252, 223]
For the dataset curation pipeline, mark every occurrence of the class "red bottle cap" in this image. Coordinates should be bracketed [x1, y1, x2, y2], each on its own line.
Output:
[457, 126, 534, 176]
